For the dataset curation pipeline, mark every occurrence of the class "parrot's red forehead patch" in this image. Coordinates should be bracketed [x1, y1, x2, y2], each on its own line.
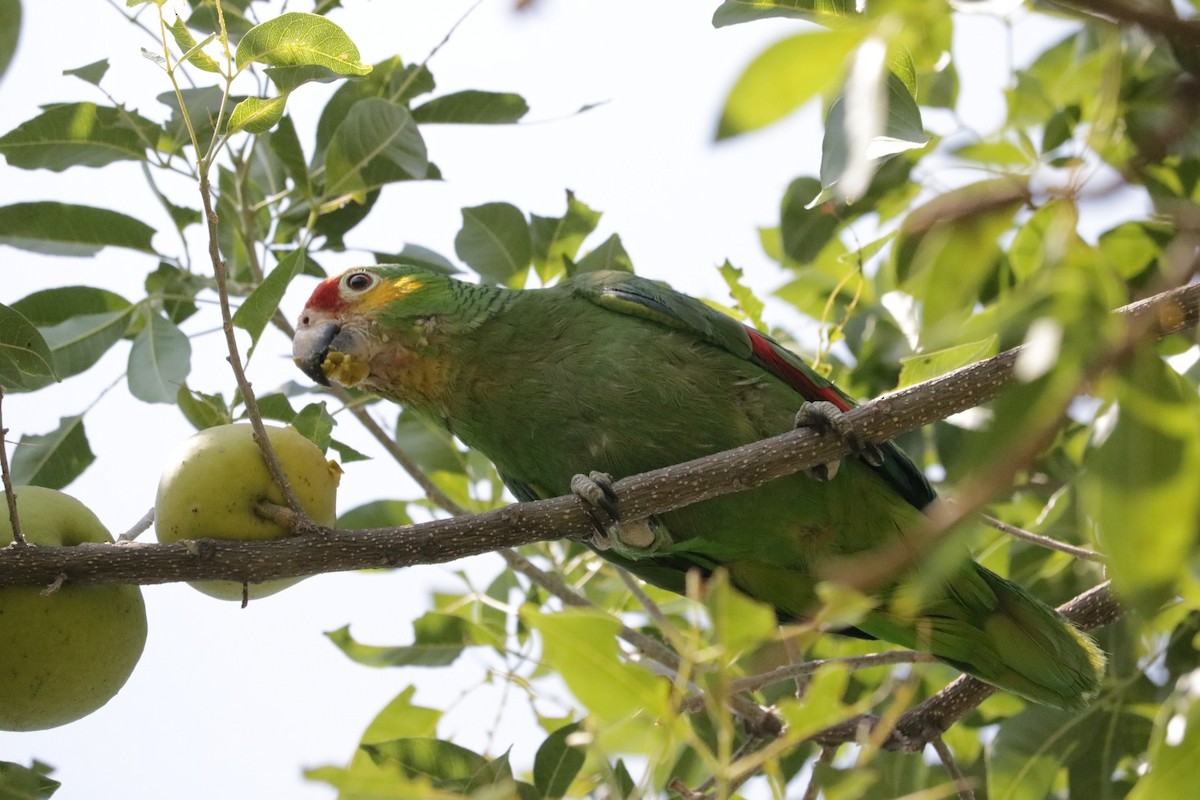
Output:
[306, 275, 345, 312]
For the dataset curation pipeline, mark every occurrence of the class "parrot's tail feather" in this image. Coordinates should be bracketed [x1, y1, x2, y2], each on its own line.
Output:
[862, 564, 1106, 709]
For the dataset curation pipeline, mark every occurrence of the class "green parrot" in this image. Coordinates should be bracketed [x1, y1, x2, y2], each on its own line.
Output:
[293, 265, 1105, 709]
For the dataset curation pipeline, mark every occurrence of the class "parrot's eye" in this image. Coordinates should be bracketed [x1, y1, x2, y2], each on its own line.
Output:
[344, 272, 374, 292]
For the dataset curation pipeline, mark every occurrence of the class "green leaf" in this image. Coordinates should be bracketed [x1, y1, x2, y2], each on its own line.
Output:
[530, 191, 601, 282]
[9, 415, 95, 489]
[778, 176, 840, 265]
[228, 95, 288, 134]
[0, 202, 157, 256]
[326, 611, 495, 668]
[775, 664, 859, 741]
[0, 759, 61, 799]
[144, 263, 203, 323]
[717, 261, 765, 331]
[265, 64, 346, 93]
[395, 409, 466, 475]
[1130, 678, 1200, 800]
[373, 244, 458, 274]
[328, 438, 369, 464]
[712, 0, 857, 28]
[338, 500, 412, 530]
[168, 17, 220, 73]
[363, 738, 489, 789]
[127, 311, 191, 403]
[292, 401, 334, 451]
[570, 233, 632, 275]
[532, 722, 585, 800]
[0, 0, 20, 82]
[176, 385, 232, 430]
[0, 303, 56, 390]
[232, 249, 307, 343]
[454, 202, 532, 286]
[157, 86, 233, 150]
[0, 103, 159, 171]
[706, 570, 776, 657]
[820, 72, 927, 195]
[269, 116, 311, 196]
[1098, 220, 1170, 280]
[717, 28, 864, 140]
[986, 705, 1080, 800]
[64, 59, 109, 86]
[412, 90, 529, 124]
[324, 99, 428, 196]
[235, 12, 371, 76]
[1081, 350, 1200, 613]
[898, 336, 998, 388]
[256, 393, 297, 422]
[521, 606, 672, 724]
[35, 309, 135, 387]
[313, 56, 426, 154]
[360, 686, 441, 744]
[10, 286, 130, 328]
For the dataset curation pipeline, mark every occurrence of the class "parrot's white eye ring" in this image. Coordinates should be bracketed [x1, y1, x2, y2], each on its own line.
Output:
[345, 272, 374, 292]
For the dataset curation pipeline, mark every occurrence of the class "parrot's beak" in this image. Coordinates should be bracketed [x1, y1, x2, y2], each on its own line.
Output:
[293, 314, 340, 386]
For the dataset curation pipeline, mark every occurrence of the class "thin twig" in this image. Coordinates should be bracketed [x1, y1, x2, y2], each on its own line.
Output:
[678, 651, 936, 715]
[616, 566, 677, 638]
[931, 736, 976, 800]
[198, 171, 306, 517]
[688, 734, 771, 800]
[498, 548, 781, 736]
[0, 389, 25, 546]
[982, 514, 1105, 563]
[800, 746, 839, 800]
[119, 508, 156, 542]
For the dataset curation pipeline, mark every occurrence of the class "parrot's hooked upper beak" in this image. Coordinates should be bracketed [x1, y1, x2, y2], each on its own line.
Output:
[292, 310, 340, 386]
[294, 303, 386, 390]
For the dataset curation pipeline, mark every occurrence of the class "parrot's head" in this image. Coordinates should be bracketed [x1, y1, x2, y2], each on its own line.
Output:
[293, 266, 459, 397]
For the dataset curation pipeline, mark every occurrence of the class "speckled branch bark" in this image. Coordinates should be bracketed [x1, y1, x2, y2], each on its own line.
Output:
[0, 282, 1197, 588]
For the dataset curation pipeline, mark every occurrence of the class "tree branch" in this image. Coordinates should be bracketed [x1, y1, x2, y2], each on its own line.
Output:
[0, 281, 1197, 588]
[1058, 0, 1200, 47]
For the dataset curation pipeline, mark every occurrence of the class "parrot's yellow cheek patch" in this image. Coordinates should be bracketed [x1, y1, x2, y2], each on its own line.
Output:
[322, 351, 371, 387]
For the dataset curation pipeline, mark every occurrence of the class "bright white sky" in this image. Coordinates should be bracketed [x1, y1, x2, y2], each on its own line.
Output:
[0, 2, 1075, 797]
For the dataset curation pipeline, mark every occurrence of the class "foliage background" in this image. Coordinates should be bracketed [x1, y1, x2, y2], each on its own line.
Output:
[1, 1, 1198, 799]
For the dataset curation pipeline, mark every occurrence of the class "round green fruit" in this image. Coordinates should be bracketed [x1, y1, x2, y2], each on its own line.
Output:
[154, 423, 340, 601]
[0, 486, 148, 731]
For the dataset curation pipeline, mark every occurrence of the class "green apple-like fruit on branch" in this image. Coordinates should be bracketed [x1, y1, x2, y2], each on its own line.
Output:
[155, 423, 341, 600]
[0, 486, 148, 731]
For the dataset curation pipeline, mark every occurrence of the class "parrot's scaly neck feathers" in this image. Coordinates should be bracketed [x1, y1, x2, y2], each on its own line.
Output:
[357, 268, 515, 413]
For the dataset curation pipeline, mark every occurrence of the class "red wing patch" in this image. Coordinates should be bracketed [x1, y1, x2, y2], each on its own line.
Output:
[746, 329, 850, 411]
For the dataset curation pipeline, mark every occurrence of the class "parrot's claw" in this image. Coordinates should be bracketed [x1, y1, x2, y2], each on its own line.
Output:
[570, 471, 667, 553]
[794, 400, 885, 481]
[571, 471, 620, 548]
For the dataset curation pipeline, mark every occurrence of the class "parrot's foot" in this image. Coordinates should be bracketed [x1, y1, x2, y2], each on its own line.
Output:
[571, 471, 620, 543]
[570, 471, 663, 553]
[794, 400, 884, 481]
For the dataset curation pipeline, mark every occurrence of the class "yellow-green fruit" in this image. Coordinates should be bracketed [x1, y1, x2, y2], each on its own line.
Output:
[0, 486, 148, 731]
[155, 423, 340, 600]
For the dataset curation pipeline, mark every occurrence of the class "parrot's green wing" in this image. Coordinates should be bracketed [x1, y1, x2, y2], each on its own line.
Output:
[569, 270, 936, 510]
